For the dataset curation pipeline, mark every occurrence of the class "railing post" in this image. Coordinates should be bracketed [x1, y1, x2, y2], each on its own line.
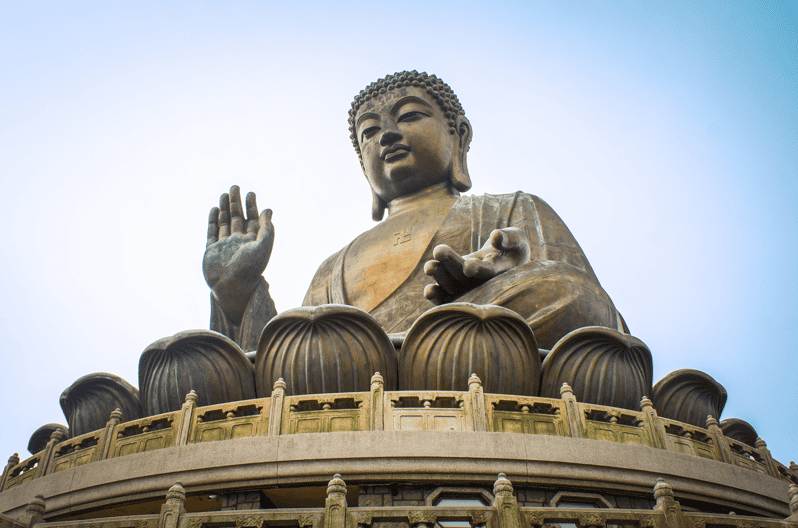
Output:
[324, 474, 347, 528]
[754, 438, 780, 478]
[705, 416, 732, 464]
[492, 473, 520, 528]
[559, 383, 584, 439]
[175, 391, 198, 446]
[408, 511, 437, 528]
[24, 495, 46, 528]
[469, 374, 487, 432]
[0, 453, 19, 491]
[158, 483, 186, 528]
[39, 429, 66, 476]
[653, 478, 686, 528]
[98, 408, 124, 460]
[787, 483, 798, 523]
[369, 372, 384, 431]
[639, 397, 666, 449]
[269, 379, 287, 436]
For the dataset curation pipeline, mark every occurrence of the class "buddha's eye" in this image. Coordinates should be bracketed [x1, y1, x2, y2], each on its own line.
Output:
[398, 110, 429, 122]
[361, 126, 380, 142]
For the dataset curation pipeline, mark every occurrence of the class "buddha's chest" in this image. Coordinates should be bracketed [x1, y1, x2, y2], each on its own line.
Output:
[344, 206, 449, 313]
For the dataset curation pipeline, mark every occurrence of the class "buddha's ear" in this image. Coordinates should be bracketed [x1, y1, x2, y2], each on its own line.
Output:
[451, 115, 472, 192]
[371, 189, 387, 221]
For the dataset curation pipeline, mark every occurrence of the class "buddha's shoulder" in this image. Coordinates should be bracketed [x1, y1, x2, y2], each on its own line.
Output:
[461, 191, 557, 213]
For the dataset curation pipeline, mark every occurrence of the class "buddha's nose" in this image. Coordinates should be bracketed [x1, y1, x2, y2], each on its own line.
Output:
[379, 121, 402, 146]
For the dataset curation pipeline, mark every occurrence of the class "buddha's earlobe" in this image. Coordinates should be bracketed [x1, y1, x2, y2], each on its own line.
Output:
[371, 189, 387, 221]
[450, 115, 473, 192]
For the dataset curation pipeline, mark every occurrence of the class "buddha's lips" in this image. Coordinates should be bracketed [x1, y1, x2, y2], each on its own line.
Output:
[382, 144, 410, 160]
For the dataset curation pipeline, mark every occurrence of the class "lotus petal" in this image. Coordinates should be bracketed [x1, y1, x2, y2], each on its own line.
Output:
[255, 305, 397, 396]
[540, 326, 652, 410]
[400, 303, 540, 394]
[139, 329, 255, 415]
[652, 369, 727, 427]
[60, 373, 142, 437]
[27, 423, 69, 455]
[720, 418, 758, 447]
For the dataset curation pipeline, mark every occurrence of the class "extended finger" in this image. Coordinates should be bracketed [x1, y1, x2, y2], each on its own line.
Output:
[206, 207, 220, 247]
[423, 284, 444, 305]
[245, 192, 259, 235]
[229, 185, 244, 234]
[424, 259, 460, 295]
[218, 192, 231, 238]
[432, 245, 469, 284]
[254, 209, 275, 261]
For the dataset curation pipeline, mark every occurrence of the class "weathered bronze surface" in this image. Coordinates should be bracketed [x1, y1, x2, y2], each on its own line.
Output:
[204, 72, 622, 359]
[651, 369, 727, 428]
[720, 418, 759, 447]
[539, 327, 652, 410]
[26, 425, 68, 456]
[255, 305, 397, 396]
[59, 373, 142, 438]
[139, 330, 256, 415]
[400, 303, 540, 394]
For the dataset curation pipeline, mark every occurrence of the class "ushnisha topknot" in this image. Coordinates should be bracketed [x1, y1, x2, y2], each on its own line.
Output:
[348, 71, 466, 159]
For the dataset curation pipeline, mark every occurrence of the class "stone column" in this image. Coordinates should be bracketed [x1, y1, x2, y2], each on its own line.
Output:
[99, 408, 124, 460]
[639, 397, 666, 449]
[469, 374, 487, 432]
[39, 429, 66, 476]
[323, 474, 347, 528]
[560, 384, 584, 439]
[754, 438, 779, 478]
[23, 495, 45, 528]
[369, 373, 385, 431]
[492, 473, 520, 528]
[653, 479, 686, 528]
[787, 483, 798, 523]
[158, 483, 187, 528]
[175, 391, 198, 446]
[705, 416, 732, 464]
[0, 453, 19, 491]
[269, 379, 287, 436]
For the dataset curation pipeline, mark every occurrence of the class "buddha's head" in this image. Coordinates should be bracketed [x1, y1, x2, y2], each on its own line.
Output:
[349, 71, 472, 220]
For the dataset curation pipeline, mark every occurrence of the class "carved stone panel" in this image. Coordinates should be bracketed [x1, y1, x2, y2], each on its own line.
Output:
[60, 373, 142, 437]
[139, 330, 256, 416]
[652, 369, 727, 427]
[400, 303, 541, 394]
[540, 327, 652, 410]
[255, 305, 398, 396]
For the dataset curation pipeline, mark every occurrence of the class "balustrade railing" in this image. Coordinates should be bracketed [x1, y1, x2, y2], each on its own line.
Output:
[7, 475, 798, 528]
[3, 375, 797, 491]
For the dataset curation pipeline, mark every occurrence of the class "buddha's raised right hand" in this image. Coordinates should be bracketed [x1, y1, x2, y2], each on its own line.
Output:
[203, 185, 274, 325]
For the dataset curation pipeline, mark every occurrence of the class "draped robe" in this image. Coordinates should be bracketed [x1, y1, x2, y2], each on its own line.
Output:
[301, 192, 623, 350]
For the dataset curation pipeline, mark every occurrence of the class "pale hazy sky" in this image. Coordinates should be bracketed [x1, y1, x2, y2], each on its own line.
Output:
[1, 2, 796, 466]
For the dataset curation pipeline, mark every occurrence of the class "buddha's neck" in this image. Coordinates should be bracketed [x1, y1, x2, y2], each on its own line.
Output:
[386, 183, 459, 218]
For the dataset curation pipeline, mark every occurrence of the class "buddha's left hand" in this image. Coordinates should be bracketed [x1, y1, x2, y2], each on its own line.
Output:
[423, 227, 531, 304]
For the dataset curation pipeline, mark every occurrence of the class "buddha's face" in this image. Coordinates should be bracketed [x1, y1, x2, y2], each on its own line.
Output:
[355, 86, 459, 205]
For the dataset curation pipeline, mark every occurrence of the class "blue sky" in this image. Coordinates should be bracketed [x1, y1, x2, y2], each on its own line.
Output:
[0, 1, 796, 468]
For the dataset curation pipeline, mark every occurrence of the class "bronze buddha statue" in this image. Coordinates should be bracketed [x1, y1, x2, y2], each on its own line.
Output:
[203, 71, 624, 353]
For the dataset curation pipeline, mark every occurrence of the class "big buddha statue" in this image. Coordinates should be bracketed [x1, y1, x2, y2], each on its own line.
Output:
[202, 71, 625, 353]
[54, 71, 731, 441]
